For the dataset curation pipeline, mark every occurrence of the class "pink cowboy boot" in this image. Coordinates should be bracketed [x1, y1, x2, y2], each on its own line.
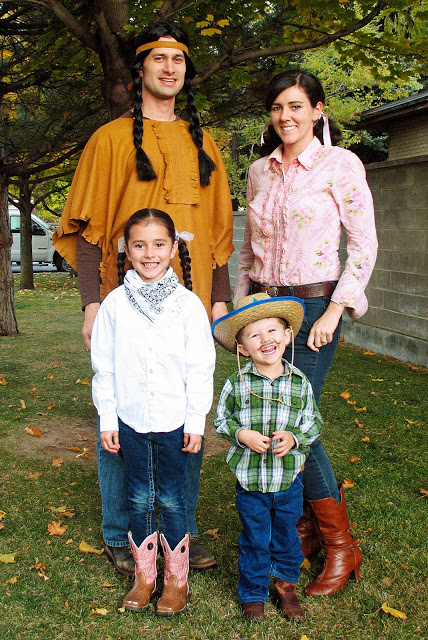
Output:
[123, 531, 157, 612]
[156, 533, 189, 616]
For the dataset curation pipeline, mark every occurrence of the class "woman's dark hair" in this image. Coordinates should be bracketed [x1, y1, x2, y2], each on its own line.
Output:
[117, 208, 192, 290]
[261, 68, 342, 155]
[131, 22, 216, 185]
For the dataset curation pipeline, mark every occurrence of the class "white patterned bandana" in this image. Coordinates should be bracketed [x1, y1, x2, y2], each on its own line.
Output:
[124, 267, 179, 320]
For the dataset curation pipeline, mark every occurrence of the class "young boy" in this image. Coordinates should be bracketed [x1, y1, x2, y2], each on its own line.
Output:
[212, 293, 322, 621]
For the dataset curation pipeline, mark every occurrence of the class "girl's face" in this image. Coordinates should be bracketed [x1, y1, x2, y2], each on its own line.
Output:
[270, 84, 322, 155]
[124, 220, 178, 283]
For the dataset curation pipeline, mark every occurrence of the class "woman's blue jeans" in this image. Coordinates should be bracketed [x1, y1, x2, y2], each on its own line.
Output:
[96, 423, 202, 548]
[236, 475, 304, 603]
[117, 420, 188, 549]
[285, 294, 341, 502]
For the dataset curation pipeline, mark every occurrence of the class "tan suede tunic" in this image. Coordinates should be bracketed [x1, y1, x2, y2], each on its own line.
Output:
[53, 117, 234, 315]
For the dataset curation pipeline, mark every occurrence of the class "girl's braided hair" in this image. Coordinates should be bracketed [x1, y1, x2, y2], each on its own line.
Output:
[131, 22, 216, 186]
[117, 208, 192, 291]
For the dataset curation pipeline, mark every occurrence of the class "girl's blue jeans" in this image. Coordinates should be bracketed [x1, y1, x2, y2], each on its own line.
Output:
[285, 294, 342, 502]
[236, 475, 304, 603]
[97, 425, 201, 548]
[111, 420, 188, 549]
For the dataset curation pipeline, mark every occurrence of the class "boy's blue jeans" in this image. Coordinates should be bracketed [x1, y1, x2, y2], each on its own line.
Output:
[235, 475, 304, 604]
[116, 420, 187, 549]
[97, 421, 201, 548]
[285, 294, 342, 502]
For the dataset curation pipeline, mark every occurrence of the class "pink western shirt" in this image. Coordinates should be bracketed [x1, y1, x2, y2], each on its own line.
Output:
[234, 137, 378, 319]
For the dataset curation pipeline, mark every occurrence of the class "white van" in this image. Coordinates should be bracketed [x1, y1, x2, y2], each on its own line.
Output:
[9, 206, 71, 272]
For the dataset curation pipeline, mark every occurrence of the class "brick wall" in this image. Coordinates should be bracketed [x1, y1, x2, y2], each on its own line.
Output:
[229, 156, 428, 367]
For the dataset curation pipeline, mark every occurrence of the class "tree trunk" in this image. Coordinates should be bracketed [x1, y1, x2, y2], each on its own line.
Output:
[0, 174, 19, 336]
[19, 180, 35, 290]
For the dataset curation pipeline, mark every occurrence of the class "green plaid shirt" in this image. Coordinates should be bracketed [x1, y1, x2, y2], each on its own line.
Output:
[215, 359, 322, 493]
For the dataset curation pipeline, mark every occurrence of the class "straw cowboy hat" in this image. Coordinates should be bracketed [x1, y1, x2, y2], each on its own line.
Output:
[212, 293, 305, 353]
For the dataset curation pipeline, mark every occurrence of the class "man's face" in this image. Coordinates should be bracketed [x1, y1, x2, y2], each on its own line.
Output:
[140, 36, 186, 101]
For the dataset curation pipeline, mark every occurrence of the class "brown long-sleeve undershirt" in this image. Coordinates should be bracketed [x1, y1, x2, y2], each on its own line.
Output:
[76, 224, 231, 310]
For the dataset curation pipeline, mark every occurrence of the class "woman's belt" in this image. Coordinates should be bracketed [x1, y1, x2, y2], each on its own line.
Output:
[250, 280, 336, 299]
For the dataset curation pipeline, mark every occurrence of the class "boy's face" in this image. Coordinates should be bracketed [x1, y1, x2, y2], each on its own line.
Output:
[237, 317, 291, 372]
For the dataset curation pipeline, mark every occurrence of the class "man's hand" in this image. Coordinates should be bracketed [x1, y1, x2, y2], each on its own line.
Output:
[82, 302, 100, 351]
[182, 433, 202, 454]
[272, 431, 295, 457]
[238, 429, 271, 454]
[100, 430, 120, 453]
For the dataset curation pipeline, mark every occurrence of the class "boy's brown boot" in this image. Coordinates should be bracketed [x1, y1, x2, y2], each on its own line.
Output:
[241, 602, 266, 620]
[123, 531, 157, 612]
[156, 533, 189, 616]
[305, 483, 362, 596]
[274, 579, 305, 621]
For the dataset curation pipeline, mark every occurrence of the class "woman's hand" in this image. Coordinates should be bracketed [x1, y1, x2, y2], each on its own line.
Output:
[100, 430, 120, 453]
[182, 433, 203, 454]
[307, 301, 344, 352]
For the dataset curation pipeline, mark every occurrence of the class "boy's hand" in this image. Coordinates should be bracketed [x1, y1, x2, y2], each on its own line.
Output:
[182, 433, 202, 454]
[100, 430, 120, 453]
[238, 429, 271, 454]
[272, 431, 295, 457]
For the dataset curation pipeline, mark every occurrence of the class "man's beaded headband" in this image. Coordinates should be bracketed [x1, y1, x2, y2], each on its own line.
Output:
[136, 41, 189, 56]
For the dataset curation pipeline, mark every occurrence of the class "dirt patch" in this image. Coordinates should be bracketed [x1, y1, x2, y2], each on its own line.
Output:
[8, 416, 228, 465]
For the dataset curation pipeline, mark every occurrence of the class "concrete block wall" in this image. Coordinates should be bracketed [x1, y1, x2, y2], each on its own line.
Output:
[228, 156, 428, 367]
[340, 155, 428, 367]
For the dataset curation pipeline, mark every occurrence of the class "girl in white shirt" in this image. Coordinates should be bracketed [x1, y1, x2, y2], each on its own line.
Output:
[91, 208, 216, 616]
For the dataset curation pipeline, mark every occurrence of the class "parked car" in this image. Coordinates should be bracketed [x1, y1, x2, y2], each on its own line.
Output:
[9, 207, 72, 272]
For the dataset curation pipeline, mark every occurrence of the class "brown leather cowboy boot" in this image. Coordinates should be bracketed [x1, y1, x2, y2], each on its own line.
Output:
[306, 484, 362, 596]
[156, 533, 189, 616]
[296, 498, 322, 559]
[123, 531, 157, 612]
[274, 579, 305, 621]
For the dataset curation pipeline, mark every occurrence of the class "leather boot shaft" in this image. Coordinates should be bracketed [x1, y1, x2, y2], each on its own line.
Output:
[123, 531, 157, 612]
[306, 484, 362, 596]
[156, 533, 189, 616]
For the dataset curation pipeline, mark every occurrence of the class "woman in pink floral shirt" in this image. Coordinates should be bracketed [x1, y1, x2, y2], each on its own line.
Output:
[235, 69, 377, 597]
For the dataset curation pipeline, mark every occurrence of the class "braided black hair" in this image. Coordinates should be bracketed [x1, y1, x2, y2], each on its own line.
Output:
[132, 22, 216, 185]
[117, 208, 192, 290]
[260, 68, 342, 156]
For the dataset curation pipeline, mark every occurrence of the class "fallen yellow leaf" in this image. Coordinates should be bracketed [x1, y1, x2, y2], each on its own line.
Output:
[364, 349, 375, 355]
[347, 400, 357, 405]
[340, 389, 350, 400]
[52, 457, 63, 468]
[380, 602, 407, 620]
[300, 558, 311, 570]
[0, 510, 5, 520]
[91, 608, 108, 616]
[47, 521, 67, 536]
[68, 445, 81, 452]
[25, 425, 42, 438]
[28, 471, 43, 479]
[102, 581, 119, 588]
[76, 378, 91, 386]
[6, 576, 17, 585]
[361, 436, 370, 442]
[343, 477, 355, 489]
[0, 553, 16, 564]
[20, 399, 26, 409]
[47, 505, 74, 518]
[47, 402, 56, 410]
[76, 447, 91, 459]
[301, 636, 310, 640]
[0, 378, 7, 386]
[354, 406, 367, 412]
[420, 488, 428, 496]
[79, 540, 104, 555]
[355, 419, 364, 428]
[349, 456, 360, 463]
[203, 528, 220, 540]
[29, 386, 36, 394]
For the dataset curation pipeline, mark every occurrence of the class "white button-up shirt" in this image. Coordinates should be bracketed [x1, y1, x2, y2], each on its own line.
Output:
[91, 278, 215, 435]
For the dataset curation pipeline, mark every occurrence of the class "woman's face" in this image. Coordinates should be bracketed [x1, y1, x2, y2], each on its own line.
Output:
[270, 84, 322, 155]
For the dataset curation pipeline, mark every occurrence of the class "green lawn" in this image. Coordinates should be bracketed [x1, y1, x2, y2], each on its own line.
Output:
[0, 273, 426, 640]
